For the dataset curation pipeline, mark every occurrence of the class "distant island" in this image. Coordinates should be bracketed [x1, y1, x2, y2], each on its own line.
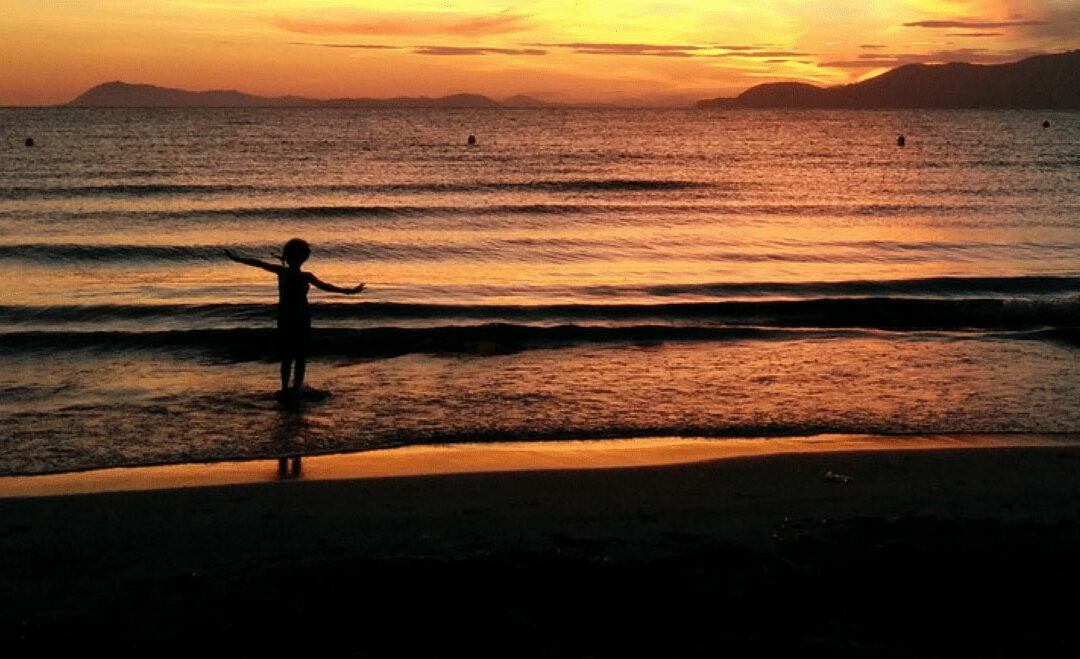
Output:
[698, 50, 1080, 109]
[66, 51, 1080, 110]
[65, 82, 568, 109]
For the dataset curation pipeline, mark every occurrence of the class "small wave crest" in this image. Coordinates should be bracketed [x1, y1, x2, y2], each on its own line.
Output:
[2, 291, 1078, 332]
[0, 178, 705, 200]
[0, 241, 592, 263]
[1, 183, 257, 199]
[2, 301, 1079, 361]
[0, 244, 222, 262]
[0, 325, 805, 360]
[642, 276, 1080, 299]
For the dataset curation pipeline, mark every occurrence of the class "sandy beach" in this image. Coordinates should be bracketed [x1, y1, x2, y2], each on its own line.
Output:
[4, 437, 1080, 657]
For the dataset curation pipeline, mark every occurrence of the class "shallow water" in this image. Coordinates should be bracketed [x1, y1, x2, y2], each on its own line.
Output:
[1, 107, 1079, 474]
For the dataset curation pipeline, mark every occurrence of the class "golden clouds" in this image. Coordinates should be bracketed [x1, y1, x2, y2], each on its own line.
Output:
[1, 0, 1077, 104]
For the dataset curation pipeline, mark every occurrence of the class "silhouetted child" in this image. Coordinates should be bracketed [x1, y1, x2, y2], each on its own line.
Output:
[226, 239, 364, 395]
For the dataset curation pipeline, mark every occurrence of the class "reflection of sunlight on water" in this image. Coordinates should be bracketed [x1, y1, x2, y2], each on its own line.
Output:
[4, 336, 1080, 475]
[3, 110, 1080, 476]
[5, 110, 1080, 312]
[269, 392, 337, 464]
[271, 405, 305, 456]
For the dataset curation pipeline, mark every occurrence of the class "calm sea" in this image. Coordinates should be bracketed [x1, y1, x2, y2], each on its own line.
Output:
[1, 107, 1079, 475]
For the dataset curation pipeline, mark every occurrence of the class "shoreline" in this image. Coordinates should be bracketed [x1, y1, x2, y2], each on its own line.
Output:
[2, 432, 1077, 498]
[7, 438, 1080, 655]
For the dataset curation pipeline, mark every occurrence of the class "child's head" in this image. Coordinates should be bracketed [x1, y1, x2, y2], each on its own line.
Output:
[282, 238, 310, 267]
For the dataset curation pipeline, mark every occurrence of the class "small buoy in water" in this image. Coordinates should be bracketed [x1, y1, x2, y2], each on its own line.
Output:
[24, 137, 33, 147]
[1043, 120, 1051, 129]
[897, 135, 906, 147]
[467, 135, 476, 145]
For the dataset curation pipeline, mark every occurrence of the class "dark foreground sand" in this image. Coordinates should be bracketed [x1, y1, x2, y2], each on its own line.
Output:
[4, 440, 1080, 657]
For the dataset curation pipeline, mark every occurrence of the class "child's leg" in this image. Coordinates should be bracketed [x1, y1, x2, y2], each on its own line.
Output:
[280, 358, 292, 392]
[293, 357, 306, 391]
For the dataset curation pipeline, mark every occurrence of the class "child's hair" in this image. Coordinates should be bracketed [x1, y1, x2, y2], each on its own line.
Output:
[281, 238, 311, 266]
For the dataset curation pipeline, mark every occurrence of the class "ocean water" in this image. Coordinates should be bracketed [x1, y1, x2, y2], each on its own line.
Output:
[1, 107, 1079, 475]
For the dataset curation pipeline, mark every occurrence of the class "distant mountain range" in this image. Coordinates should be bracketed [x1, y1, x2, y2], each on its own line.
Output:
[697, 51, 1080, 109]
[65, 82, 566, 108]
[66, 51, 1080, 110]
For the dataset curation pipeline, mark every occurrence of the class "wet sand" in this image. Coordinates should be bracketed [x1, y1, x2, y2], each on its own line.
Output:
[3, 437, 1080, 656]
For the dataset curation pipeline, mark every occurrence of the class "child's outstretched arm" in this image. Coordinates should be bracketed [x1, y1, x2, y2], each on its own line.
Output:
[224, 249, 283, 273]
[309, 274, 366, 295]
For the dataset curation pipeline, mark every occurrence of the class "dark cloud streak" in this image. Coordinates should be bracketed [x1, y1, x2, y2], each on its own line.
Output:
[412, 46, 546, 56]
[289, 41, 545, 56]
[528, 43, 811, 58]
[903, 20, 1048, 29]
[712, 45, 772, 51]
[714, 50, 811, 58]
[821, 48, 1048, 69]
[289, 42, 400, 50]
[527, 42, 705, 56]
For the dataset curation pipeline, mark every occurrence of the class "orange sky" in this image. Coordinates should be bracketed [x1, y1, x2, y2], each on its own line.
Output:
[1, 1, 1077, 105]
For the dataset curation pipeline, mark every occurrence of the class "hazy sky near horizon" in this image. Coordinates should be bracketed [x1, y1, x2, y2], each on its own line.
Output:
[3, 0, 1078, 105]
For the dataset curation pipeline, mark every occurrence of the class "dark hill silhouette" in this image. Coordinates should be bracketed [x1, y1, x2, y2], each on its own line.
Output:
[501, 94, 557, 107]
[68, 82, 307, 107]
[697, 50, 1080, 109]
[64, 51, 1080, 110]
[67, 82, 502, 108]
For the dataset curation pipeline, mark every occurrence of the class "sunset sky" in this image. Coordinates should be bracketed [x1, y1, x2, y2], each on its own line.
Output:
[2, 0, 1078, 105]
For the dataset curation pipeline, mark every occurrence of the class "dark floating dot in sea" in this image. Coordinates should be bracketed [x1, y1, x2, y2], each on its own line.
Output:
[1043, 120, 1051, 128]
[467, 135, 477, 145]
[897, 135, 906, 147]
[24, 137, 34, 147]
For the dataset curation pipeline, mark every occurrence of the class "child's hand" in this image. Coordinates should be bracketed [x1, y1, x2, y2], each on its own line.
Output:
[348, 283, 366, 294]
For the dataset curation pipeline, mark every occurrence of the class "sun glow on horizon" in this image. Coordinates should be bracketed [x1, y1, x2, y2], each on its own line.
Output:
[1, 0, 1077, 105]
